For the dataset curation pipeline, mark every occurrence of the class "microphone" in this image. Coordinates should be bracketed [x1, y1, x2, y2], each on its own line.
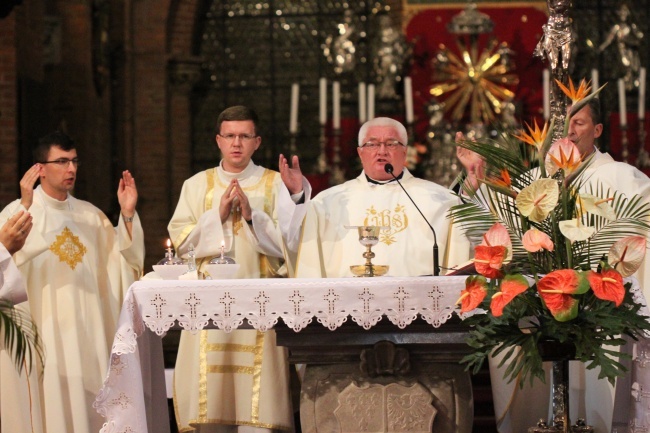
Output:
[384, 163, 440, 276]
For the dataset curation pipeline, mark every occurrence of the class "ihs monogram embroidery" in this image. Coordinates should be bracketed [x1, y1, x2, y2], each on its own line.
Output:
[364, 204, 409, 245]
[49, 226, 87, 270]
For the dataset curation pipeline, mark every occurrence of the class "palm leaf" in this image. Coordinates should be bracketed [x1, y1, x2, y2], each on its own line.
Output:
[0, 300, 44, 374]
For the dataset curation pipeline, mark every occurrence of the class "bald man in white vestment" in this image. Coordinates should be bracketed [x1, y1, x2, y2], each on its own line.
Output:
[0, 131, 145, 433]
[168, 106, 309, 433]
[457, 99, 650, 433]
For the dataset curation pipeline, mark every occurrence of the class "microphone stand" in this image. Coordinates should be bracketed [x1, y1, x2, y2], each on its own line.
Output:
[385, 164, 440, 276]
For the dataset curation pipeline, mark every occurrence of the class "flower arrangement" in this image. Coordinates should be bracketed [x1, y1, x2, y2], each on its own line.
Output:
[452, 78, 650, 387]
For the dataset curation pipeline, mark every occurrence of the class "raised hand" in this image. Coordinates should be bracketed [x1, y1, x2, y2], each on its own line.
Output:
[0, 211, 33, 255]
[19, 165, 41, 210]
[279, 154, 303, 195]
[455, 132, 485, 190]
[117, 170, 138, 218]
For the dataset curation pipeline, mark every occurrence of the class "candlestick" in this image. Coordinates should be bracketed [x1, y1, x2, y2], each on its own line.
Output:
[316, 124, 328, 174]
[166, 239, 173, 257]
[367, 84, 375, 121]
[590, 69, 599, 94]
[220, 240, 225, 260]
[543, 69, 550, 121]
[618, 79, 627, 128]
[404, 76, 414, 124]
[290, 83, 299, 133]
[639, 67, 646, 120]
[359, 82, 367, 124]
[319, 78, 327, 125]
[333, 81, 341, 129]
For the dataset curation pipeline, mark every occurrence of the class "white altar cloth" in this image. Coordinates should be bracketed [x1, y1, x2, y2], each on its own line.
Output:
[93, 276, 468, 433]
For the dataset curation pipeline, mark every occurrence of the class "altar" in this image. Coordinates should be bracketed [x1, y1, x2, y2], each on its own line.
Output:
[93, 275, 473, 433]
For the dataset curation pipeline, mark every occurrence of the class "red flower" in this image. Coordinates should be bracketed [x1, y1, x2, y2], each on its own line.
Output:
[537, 270, 590, 321]
[586, 268, 625, 307]
[474, 245, 507, 279]
[490, 274, 529, 317]
[457, 275, 489, 313]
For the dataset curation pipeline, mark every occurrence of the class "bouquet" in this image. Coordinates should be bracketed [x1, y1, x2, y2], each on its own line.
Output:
[452, 78, 650, 387]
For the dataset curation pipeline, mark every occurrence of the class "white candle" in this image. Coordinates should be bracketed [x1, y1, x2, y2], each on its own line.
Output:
[639, 67, 646, 120]
[367, 84, 375, 121]
[542, 69, 550, 121]
[289, 83, 299, 133]
[358, 82, 367, 123]
[333, 81, 341, 130]
[166, 239, 173, 256]
[591, 69, 599, 94]
[618, 79, 627, 127]
[404, 76, 414, 124]
[220, 240, 225, 259]
[319, 78, 327, 125]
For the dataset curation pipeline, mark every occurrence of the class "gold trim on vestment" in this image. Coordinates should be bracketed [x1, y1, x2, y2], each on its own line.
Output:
[207, 365, 255, 374]
[198, 330, 209, 421]
[207, 343, 257, 353]
[251, 331, 265, 422]
[186, 418, 292, 431]
[175, 224, 196, 251]
[205, 168, 215, 212]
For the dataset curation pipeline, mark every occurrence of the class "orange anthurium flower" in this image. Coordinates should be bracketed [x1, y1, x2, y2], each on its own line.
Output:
[456, 275, 489, 313]
[556, 77, 591, 103]
[516, 178, 559, 223]
[537, 269, 590, 321]
[608, 236, 647, 277]
[522, 228, 554, 253]
[586, 268, 625, 307]
[481, 223, 512, 262]
[545, 138, 582, 177]
[513, 120, 549, 151]
[490, 274, 529, 317]
[474, 245, 507, 279]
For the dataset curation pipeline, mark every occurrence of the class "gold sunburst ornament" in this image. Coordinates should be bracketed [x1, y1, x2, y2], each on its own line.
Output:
[430, 38, 519, 124]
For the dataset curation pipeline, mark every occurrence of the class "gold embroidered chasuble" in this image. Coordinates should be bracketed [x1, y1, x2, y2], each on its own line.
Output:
[296, 169, 468, 278]
[0, 185, 144, 433]
[168, 162, 293, 432]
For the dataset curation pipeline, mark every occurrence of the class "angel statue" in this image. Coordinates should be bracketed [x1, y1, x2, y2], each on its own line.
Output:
[371, 14, 412, 100]
[534, 0, 573, 72]
[598, 3, 643, 90]
[323, 9, 358, 76]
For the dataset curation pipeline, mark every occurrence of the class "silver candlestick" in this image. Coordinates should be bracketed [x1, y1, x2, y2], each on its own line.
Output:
[621, 124, 629, 163]
[637, 118, 650, 168]
[315, 124, 328, 174]
[330, 128, 345, 185]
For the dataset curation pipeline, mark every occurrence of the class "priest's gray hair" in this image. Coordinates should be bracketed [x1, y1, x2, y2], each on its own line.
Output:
[358, 117, 408, 147]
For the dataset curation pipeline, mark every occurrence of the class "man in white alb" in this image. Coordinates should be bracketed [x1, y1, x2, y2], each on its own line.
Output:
[168, 105, 309, 432]
[0, 130, 145, 433]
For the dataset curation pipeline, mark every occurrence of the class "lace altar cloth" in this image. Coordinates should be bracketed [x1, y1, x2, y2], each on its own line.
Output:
[93, 276, 467, 433]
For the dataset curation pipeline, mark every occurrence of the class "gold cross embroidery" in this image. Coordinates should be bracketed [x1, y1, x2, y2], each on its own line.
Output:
[49, 226, 87, 270]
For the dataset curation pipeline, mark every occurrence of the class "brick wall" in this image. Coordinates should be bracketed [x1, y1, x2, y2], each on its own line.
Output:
[0, 13, 17, 208]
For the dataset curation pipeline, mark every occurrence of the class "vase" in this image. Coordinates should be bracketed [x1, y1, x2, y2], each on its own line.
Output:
[528, 340, 594, 433]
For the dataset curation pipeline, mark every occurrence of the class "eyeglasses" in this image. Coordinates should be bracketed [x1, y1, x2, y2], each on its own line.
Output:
[40, 158, 80, 167]
[360, 139, 405, 150]
[218, 133, 258, 143]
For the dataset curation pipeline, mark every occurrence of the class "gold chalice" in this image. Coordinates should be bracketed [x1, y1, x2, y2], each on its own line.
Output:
[346, 225, 389, 277]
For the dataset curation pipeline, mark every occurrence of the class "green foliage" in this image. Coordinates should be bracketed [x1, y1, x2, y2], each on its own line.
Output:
[0, 300, 44, 374]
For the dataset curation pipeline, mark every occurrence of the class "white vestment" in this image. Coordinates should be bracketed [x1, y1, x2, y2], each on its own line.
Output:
[168, 161, 295, 432]
[295, 169, 469, 278]
[490, 149, 650, 433]
[0, 185, 144, 433]
[0, 243, 26, 304]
